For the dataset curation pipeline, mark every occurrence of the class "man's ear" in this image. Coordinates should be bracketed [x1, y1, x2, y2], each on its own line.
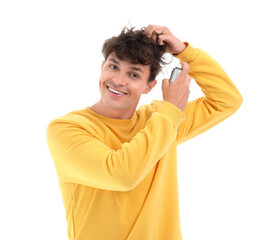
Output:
[101, 60, 105, 69]
[143, 80, 157, 94]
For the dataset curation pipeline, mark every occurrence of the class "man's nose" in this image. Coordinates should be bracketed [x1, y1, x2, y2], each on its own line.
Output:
[113, 73, 127, 85]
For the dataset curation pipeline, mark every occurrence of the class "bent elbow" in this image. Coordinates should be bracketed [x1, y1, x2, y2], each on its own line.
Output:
[118, 178, 138, 191]
[220, 90, 243, 113]
[232, 91, 243, 111]
[107, 175, 139, 192]
[215, 91, 243, 118]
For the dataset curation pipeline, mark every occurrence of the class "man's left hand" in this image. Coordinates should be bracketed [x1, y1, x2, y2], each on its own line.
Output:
[144, 24, 187, 55]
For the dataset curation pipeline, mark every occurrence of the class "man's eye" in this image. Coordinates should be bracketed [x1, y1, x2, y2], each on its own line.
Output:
[130, 73, 139, 79]
[110, 65, 118, 70]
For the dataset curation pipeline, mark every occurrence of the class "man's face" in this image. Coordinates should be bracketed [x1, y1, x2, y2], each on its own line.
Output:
[98, 52, 156, 117]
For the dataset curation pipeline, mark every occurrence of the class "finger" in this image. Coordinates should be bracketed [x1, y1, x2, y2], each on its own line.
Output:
[145, 25, 165, 39]
[156, 34, 166, 46]
[145, 24, 162, 32]
[186, 75, 191, 84]
[150, 30, 162, 42]
[151, 31, 158, 42]
[144, 24, 157, 38]
[162, 78, 170, 87]
[179, 62, 190, 79]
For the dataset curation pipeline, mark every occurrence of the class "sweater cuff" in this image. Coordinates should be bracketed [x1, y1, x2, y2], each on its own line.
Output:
[158, 101, 186, 128]
[173, 42, 199, 63]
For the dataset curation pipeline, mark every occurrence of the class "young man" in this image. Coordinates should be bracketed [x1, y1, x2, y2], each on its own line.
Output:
[47, 24, 242, 240]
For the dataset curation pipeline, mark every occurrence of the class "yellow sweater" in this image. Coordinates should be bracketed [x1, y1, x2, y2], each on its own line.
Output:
[47, 44, 242, 240]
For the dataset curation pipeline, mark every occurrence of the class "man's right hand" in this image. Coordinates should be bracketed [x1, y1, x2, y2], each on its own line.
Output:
[162, 62, 191, 111]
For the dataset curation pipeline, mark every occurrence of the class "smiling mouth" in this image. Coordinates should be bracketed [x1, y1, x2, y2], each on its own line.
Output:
[106, 86, 128, 96]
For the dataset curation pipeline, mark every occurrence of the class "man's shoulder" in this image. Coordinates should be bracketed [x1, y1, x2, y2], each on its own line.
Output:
[47, 107, 98, 131]
[137, 100, 163, 116]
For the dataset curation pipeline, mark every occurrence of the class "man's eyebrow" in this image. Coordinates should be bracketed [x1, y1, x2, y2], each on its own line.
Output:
[108, 58, 120, 65]
[108, 57, 144, 74]
[130, 66, 144, 74]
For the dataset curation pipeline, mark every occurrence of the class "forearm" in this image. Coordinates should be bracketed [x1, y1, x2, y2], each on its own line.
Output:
[47, 102, 185, 191]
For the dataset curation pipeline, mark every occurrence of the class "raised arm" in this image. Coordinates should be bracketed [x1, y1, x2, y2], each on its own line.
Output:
[144, 24, 243, 144]
[175, 43, 243, 144]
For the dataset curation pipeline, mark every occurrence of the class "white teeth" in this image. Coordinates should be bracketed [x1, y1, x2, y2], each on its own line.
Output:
[108, 87, 126, 95]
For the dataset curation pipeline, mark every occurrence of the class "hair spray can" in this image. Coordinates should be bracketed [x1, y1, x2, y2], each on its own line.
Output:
[169, 64, 183, 83]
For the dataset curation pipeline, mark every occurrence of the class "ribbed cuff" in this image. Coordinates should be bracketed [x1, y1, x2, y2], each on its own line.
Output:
[173, 42, 199, 63]
[158, 101, 186, 128]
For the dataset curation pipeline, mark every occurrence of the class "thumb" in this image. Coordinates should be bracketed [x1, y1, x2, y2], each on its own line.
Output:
[162, 78, 169, 88]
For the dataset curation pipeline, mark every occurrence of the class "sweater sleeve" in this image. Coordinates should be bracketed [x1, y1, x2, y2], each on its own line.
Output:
[174, 43, 243, 144]
[47, 102, 185, 192]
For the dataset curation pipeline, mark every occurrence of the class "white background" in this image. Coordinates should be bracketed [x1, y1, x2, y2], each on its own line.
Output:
[1, 0, 267, 239]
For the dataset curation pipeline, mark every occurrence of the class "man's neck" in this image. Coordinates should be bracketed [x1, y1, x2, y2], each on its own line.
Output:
[90, 100, 136, 119]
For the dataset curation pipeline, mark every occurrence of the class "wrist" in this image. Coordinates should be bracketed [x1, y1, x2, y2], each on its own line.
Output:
[173, 42, 188, 55]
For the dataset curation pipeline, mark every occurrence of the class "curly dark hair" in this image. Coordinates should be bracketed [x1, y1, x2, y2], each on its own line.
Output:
[102, 27, 168, 82]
